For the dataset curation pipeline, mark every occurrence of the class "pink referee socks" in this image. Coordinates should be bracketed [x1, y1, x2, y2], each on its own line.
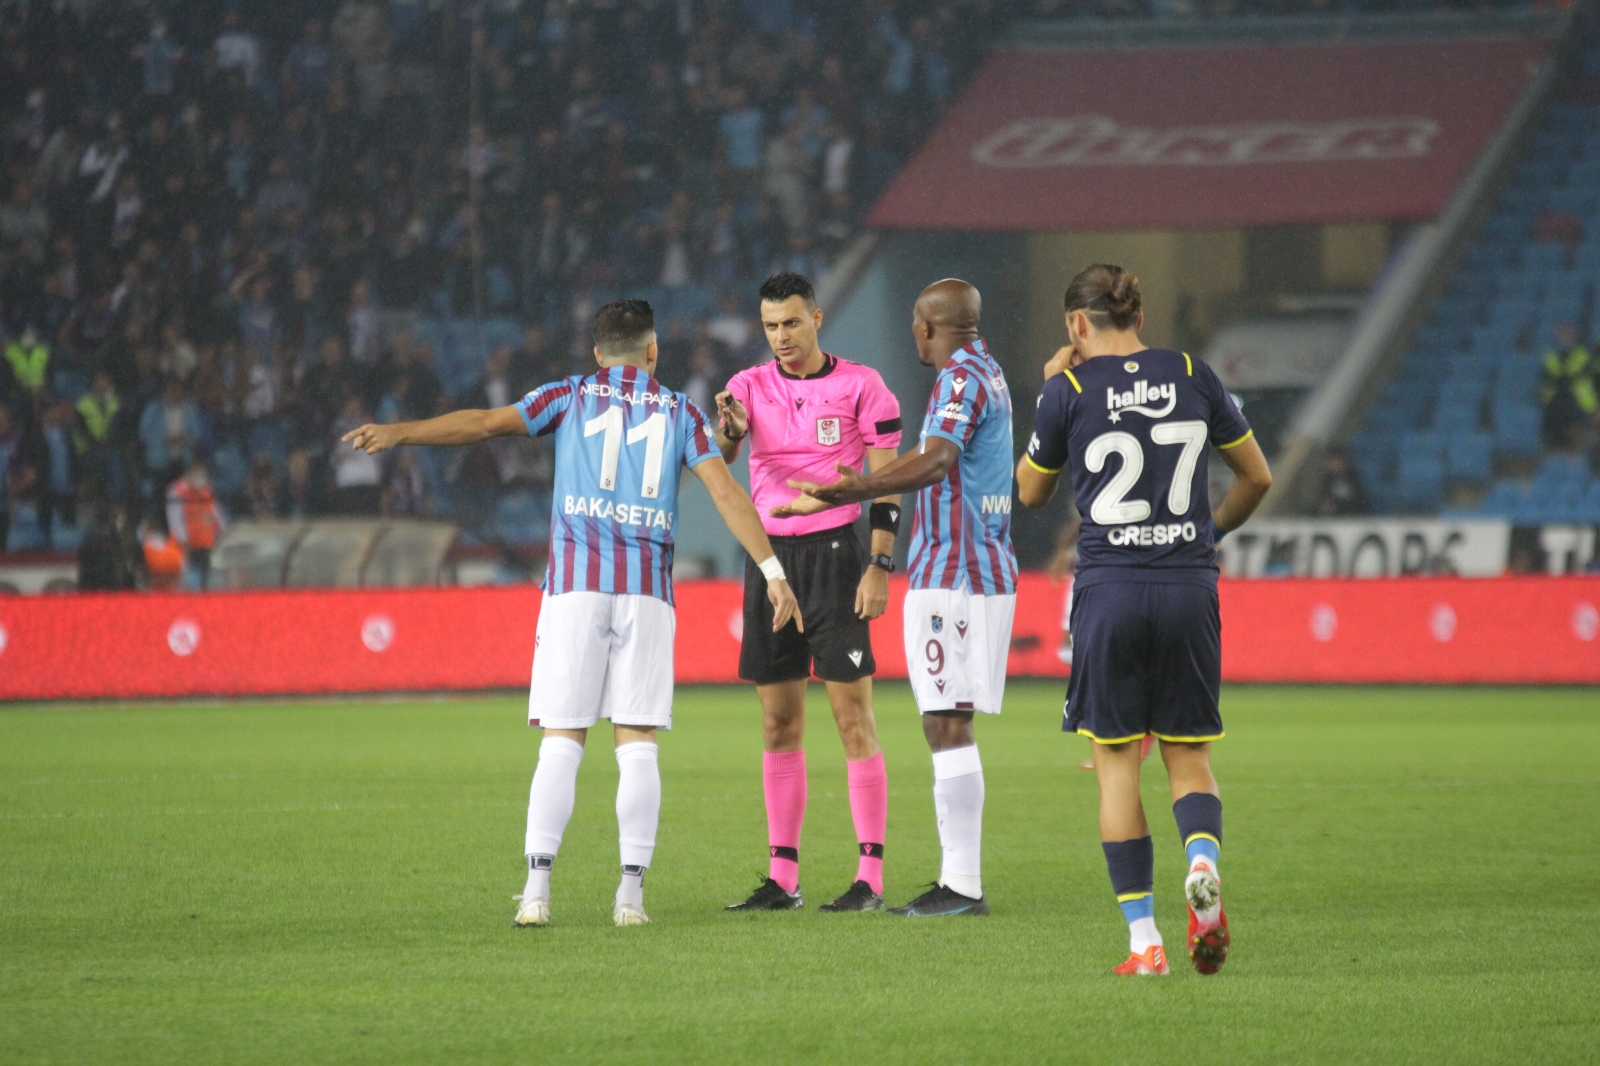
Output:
[763, 750, 807, 893]
[847, 753, 888, 894]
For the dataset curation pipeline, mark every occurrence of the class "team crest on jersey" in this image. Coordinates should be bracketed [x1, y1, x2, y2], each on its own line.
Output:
[931, 614, 943, 633]
[816, 417, 841, 446]
[1124, 361, 1140, 373]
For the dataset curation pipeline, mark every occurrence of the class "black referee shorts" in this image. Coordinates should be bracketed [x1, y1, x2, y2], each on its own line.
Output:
[740, 523, 875, 685]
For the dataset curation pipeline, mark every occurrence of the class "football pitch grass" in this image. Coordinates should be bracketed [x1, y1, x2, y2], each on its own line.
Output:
[2, 683, 1596, 1065]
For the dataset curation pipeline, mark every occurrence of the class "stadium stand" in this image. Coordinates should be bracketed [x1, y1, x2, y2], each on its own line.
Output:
[1348, 24, 1600, 524]
[0, 0, 1561, 583]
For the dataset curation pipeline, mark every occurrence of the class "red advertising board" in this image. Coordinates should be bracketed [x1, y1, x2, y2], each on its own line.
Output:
[867, 37, 1551, 231]
[0, 575, 1595, 701]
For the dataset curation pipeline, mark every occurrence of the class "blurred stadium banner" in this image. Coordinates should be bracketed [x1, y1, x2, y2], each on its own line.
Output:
[1219, 518, 1511, 579]
[0, 574, 1595, 700]
[868, 37, 1551, 231]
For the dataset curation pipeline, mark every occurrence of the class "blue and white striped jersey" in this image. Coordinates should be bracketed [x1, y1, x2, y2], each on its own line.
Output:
[516, 365, 719, 605]
[907, 338, 1019, 596]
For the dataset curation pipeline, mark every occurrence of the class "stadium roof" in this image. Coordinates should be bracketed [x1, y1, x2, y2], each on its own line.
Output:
[867, 35, 1553, 232]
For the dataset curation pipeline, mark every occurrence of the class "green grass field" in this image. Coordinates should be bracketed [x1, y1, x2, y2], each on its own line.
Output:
[2, 682, 1597, 1065]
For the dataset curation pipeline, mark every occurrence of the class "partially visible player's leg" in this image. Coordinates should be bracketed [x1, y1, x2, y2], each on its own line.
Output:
[517, 592, 612, 927]
[819, 678, 887, 909]
[1065, 583, 1166, 968]
[890, 588, 990, 916]
[730, 543, 812, 912]
[1164, 743, 1228, 973]
[1094, 739, 1167, 974]
[1149, 584, 1228, 972]
[613, 726, 659, 926]
[603, 595, 676, 927]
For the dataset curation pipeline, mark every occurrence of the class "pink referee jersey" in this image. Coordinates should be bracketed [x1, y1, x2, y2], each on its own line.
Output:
[725, 353, 903, 535]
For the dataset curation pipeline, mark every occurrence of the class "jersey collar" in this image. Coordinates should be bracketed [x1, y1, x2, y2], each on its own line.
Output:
[775, 352, 836, 380]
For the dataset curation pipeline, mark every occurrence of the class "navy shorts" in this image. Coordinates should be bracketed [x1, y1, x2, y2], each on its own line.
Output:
[1063, 579, 1223, 744]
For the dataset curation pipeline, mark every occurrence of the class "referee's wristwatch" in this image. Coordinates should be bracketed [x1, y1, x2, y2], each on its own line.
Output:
[867, 553, 895, 573]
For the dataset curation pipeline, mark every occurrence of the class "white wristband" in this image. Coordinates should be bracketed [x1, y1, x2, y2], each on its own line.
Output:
[758, 556, 786, 582]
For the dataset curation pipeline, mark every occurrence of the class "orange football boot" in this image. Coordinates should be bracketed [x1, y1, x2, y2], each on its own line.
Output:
[1113, 944, 1169, 975]
[1185, 861, 1230, 975]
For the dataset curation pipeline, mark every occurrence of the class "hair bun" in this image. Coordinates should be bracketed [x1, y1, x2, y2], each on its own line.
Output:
[1062, 263, 1142, 331]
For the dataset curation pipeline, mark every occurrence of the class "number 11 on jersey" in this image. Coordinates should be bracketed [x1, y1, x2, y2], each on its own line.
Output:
[585, 408, 667, 498]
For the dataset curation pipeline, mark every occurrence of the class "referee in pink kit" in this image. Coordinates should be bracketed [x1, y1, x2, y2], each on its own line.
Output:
[718, 273, 904, 913]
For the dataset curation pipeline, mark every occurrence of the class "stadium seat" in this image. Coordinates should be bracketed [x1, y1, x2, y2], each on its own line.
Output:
[1493, 404, 1542, 460]
[1397, 452, 1445, 512]
[1445, 432, 1494, 485]
[1433, 401, 1482, 433]
[5, 503, 43, 552]
[1472, 479, 1527, 517]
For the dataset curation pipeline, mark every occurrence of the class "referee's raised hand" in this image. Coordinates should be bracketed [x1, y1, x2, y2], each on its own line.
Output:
[715, 390, 749, 439]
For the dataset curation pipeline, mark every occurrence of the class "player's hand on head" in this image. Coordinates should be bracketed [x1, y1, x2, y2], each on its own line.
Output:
[1044, 345, 1079, 380]
[856, 566, 888, 621]
[767, 578, 803, 633]
[341, 423, 398, 455]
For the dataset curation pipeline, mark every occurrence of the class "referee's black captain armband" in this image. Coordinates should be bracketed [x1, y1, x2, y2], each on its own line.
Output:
[869, 502, 901, 535]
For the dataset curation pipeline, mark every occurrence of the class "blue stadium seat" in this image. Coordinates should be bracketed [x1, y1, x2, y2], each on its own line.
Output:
[1400, 430, 1444, 460]
[1397, 453, 1445, 512]
[212, 440, 250, 497]
[1523, 243, 1567, 273]
[1472, 479, 1527, 517]
[1579, 481, 1600, 523]
[1444, 356, 1495, 384]
[5, 503, 43, 552]
[1544, 187, 1596, 216]
[491, 490, 552, 546]
[1445, 432, 1494, 485]
[1495, 357, 1544, 405]
[1493, 404, 1542, 460]
[1533, 454, 1591, 490]
[1346, 431, 1395, 487]
[1433, 402, 1481, 433]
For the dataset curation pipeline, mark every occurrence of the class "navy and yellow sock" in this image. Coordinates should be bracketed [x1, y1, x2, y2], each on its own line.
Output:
[1102, 835, 1156, 927]
[1173, 792, 1222, 868]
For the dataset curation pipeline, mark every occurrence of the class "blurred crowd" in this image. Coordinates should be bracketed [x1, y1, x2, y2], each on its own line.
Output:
[0, 0, 1005, 562]
[0, 0, 1543, 574]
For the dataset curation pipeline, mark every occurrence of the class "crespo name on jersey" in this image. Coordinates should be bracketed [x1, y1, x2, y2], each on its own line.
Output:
[563, 496, 676, 529]
[1106, 521, 1198, 547]
[579, 381, 680, 407]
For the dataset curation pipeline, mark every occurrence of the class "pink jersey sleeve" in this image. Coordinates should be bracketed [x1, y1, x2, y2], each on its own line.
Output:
[856, 367, 903, 449]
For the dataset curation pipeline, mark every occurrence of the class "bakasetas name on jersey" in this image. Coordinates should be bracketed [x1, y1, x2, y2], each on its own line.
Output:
[562, 496, 676, 528]
[579, 381, 680, 407]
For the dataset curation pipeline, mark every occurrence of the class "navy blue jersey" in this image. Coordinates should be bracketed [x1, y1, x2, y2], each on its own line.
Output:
[1025, 348, 1250, 589]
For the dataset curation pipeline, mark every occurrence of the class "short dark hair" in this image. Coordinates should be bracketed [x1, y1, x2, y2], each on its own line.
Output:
[1063, 264, 1141, 331]
[759, 272, 816, 307]
[592, 299, 655, 356]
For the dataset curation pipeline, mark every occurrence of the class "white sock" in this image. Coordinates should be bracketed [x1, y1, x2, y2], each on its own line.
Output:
[523, 735, 584, 898]
[614, 741, 660, 903]
[930, 744, 984, 899]
[617, 867, 645, 910]
[1129, 916, 1162, 954]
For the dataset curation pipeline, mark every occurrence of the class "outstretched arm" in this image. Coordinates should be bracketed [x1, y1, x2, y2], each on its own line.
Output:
[691, 456, 803, 633]
[342, 406, 528, 454]
[771, 437, 960, 514]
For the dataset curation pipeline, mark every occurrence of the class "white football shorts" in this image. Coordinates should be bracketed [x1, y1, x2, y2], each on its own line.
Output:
[902, 587, 1017, 715]
[528, 591, 675, 730]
